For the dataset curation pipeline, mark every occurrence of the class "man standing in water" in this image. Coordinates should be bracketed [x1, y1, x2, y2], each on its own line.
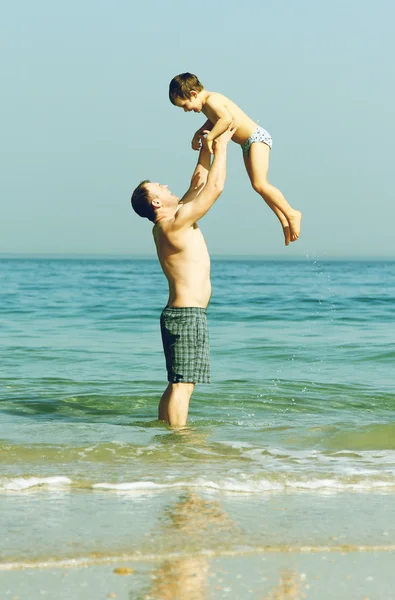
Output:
[131, 125, 235, 427]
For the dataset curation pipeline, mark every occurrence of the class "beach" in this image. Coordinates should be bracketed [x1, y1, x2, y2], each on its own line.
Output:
[2, 491, 395, 598]
[1, 257, 395, 598]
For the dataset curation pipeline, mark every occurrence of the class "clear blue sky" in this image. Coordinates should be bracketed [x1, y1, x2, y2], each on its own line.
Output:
[1, 0, 394, 257]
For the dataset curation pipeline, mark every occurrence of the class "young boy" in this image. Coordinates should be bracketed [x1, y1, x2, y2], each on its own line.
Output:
[169, 72, 302, 246]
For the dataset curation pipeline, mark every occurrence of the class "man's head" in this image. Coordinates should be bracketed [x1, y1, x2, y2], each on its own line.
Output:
[131, 181, 179, 223]
[169, 73, 204, 113]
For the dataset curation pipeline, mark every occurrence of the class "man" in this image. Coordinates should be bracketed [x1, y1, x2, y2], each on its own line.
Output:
[131, 125, 235, 427]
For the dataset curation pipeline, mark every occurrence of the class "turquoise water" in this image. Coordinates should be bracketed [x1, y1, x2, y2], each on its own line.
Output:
[1, 257, 395, 577]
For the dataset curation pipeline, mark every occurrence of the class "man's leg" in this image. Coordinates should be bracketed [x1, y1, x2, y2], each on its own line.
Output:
[158, 382, 195, 427]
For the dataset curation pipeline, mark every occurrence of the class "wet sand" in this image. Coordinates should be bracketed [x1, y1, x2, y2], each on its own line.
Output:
[2, 548, 395, 599]
[1, 491, 395, 599]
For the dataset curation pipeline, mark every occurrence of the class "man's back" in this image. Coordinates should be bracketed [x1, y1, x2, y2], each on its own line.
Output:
[153, 220, 211, 308]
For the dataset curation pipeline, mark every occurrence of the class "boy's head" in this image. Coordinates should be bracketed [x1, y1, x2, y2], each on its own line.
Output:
[169, 73, 204, 112]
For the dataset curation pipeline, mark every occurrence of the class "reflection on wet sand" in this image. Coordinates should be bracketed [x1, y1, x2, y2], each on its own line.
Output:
[137, 443, 307, 600]
[144, 556, 209, 600]
[264, 570, 306, 600]
[143, 492, 235, 600]
[163, 492, 235, 536]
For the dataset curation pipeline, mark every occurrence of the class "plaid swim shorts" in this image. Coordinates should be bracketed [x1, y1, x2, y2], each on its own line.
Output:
[160, 306, 210, 384]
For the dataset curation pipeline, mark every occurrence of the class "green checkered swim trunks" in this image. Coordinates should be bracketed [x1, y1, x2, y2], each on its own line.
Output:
[160, 306, 210, 384]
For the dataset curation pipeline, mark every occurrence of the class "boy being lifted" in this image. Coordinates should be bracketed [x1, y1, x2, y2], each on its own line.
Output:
[169, 72, 302, 246]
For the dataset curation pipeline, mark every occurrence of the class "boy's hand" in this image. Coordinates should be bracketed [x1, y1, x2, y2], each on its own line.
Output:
[191, 130, 202, 151]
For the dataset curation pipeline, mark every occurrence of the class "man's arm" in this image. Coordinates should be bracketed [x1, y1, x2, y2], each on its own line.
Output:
[173, 125, 235, 229]
[179, 147, 212, 206]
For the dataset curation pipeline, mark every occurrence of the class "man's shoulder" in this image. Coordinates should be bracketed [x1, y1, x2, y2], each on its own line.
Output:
[153, 213, 191, 240]
[153, 220, 170, 240]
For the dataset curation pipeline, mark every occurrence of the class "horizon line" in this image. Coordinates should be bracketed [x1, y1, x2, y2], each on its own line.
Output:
[0, 253, 394, 261]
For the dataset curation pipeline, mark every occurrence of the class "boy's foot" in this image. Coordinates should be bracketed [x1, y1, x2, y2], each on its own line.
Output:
[282, 222, 291, 246]
[288, 210, 302, 242]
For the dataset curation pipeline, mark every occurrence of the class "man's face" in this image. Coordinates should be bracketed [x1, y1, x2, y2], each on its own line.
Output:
[175, 93, 202, 113]
[145, 182, 179, 209]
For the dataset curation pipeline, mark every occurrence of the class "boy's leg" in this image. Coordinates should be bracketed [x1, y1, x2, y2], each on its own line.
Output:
[245, 143, 302, 242]
[244, 153, 291, 246]
[158, 382, 195, 427]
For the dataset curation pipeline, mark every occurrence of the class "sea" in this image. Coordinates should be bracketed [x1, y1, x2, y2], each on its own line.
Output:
[1, 257, 395, 599]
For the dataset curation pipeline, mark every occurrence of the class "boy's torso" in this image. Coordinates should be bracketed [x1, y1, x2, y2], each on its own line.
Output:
[203, 92, 259, 144]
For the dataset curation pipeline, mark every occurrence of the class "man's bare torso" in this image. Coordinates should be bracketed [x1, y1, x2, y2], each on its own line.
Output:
[153, 220, 211, 308]
[202, 92, 258, 145]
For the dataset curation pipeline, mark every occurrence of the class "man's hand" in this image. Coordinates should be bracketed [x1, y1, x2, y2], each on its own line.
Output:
[201, 131, 214, 155]
[173, 124, 233, 229]
[191, 130, 202, 151]
[212, 122, 236, 152]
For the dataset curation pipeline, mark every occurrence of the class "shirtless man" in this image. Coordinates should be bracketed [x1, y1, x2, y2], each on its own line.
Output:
[131, 125, 235, 427]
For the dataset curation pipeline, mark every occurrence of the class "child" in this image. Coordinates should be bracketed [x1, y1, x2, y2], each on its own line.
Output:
[169, 72, 302, 246]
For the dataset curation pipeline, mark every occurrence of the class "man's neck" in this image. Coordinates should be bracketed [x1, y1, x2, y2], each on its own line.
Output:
[154, 207, 179, 225]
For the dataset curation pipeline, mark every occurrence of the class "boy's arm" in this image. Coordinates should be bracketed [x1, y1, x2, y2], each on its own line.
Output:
[192, 120, 214, 151]
[173, 126, 235, 229]
[204, 97, 233, 153]
[197, 119, 213, 134]
[179, 147, 212, 206]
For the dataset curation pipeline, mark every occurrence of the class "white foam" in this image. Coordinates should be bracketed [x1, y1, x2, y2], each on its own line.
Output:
[2, 474, 395, 495]
[2, 476, 72, 491]
[219, 441, 254, 449]
[92, 476, 395, 495]
[93, 481, 171, 491]
[92, 479, 277, 494]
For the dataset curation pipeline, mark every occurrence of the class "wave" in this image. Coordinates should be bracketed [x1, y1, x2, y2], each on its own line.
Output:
[92, 477, 395, 494]
[0, 476, 72, 491]
[2, 474, 395, 494]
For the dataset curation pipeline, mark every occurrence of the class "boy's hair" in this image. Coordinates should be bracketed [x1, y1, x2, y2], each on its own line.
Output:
[131, 180, 156, 222]
[169, 72, 204, 105]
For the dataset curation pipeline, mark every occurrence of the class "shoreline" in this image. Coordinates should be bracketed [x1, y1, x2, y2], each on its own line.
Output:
[3, 549, 395, 599]
[2, 543, 395, 572]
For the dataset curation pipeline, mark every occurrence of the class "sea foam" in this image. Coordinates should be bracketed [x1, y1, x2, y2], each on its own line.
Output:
[1, 476, 72, 491]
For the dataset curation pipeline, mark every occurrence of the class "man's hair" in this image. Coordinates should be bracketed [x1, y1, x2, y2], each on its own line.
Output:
[131, 180, 156, 222]
[169, 72, 204, 105]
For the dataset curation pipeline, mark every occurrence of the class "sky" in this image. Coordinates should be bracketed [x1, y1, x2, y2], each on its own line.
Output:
[1, 0, 394, 258]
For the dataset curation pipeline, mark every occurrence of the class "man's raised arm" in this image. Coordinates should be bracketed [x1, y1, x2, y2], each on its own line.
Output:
[174, 125, 235, 228]
[179, 146, 212, 206]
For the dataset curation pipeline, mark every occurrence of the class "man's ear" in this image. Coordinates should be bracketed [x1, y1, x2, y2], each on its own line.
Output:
[189, 90, 197, 98]
[152, 198, 161, 209]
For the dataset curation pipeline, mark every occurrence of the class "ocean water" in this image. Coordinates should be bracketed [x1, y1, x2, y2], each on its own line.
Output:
[1, 257, 395, 594]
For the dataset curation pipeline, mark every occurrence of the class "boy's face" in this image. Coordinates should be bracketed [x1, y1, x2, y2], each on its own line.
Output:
[174, 91, 203, 113]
